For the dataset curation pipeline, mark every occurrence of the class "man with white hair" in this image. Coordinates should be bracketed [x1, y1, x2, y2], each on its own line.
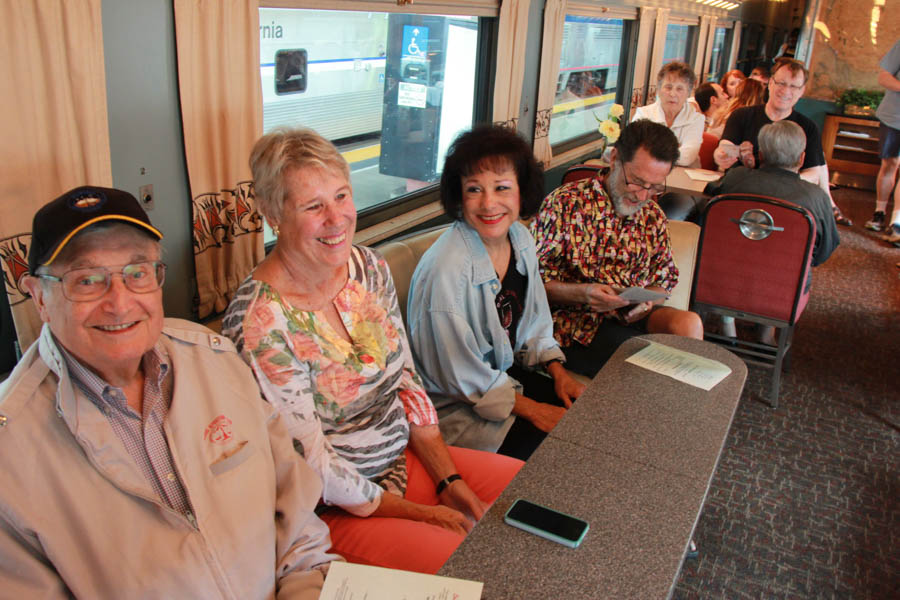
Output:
[705, 120, 840, 268]
[0, 186, 336, 598]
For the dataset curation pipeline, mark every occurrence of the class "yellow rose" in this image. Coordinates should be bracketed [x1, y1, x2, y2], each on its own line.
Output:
[609, 103, 624, 119]
[598, 120, 621, 144]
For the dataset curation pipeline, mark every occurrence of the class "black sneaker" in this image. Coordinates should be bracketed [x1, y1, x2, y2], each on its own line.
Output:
[865, 211, 886, 231]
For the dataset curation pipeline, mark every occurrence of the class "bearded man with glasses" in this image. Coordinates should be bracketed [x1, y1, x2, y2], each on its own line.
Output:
[714, 58, 853, 226]
[0, 186, 337, 598]
[531, 120, 703, 378]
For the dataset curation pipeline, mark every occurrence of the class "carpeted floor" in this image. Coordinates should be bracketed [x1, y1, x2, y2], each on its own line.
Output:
[673, 186, 899, 599]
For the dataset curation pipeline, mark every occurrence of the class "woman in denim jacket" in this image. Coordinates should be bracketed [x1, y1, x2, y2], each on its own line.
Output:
[407, 126, 585, 460]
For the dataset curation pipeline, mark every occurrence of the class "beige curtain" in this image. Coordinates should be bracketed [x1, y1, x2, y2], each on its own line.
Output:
[174, 0, 264, 319]
[493, 0, 530, 128]
[533, 0, 567, 165]
[0, 0, 112, 351]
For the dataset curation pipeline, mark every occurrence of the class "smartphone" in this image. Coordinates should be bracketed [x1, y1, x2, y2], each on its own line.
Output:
[503, 499, 589, 548]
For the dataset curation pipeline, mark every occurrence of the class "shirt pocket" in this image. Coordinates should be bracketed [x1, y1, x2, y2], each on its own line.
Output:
[209, 440, 254, 476]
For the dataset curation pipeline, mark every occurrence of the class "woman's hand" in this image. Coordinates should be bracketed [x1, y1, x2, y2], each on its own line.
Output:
[438, 479, 487, 522]
[546, 361, 585, 408]
[374, 489, 472, 535]
[513, 394, 566, 433]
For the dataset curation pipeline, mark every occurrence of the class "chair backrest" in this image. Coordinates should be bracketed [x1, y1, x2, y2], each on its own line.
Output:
[374, 225, 449, 324]
[698, 132, 718, 171]
[562, 164, 606, 186]
[691, 194, 816, 324]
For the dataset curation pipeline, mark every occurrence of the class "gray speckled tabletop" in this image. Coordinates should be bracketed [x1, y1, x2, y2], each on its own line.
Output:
[439, 334, 748, 599]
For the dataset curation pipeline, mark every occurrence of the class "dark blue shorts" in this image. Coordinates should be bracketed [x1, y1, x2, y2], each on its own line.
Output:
[880, 122, 900, 159]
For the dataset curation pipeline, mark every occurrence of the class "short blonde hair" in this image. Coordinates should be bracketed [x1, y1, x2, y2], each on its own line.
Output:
[249, 127, 350, 224]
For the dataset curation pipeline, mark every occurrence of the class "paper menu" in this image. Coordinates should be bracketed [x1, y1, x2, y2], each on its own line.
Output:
[683, 168, 722, 182]
[624, 342, 731, 391]
[320, 561, 483, 600]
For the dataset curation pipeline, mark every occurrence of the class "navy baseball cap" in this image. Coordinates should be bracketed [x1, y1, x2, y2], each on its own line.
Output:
[28, 185, 163, 274]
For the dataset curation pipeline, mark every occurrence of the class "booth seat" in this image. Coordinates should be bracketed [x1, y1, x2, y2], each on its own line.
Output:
[375, 220, 700, 326]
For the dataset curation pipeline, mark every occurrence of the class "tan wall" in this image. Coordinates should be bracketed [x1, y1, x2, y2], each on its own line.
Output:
[807, 0, 900, 100]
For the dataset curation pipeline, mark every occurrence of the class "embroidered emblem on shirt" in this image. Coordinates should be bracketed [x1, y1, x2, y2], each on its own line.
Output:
[204, 415, 233, 444]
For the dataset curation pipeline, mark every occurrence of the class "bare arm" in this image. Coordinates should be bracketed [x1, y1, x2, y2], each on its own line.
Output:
[878, 69, 900, 92]
[544, 280, 628, 313]
[407, 424, 486, 522]
[512, 393, 566, 433]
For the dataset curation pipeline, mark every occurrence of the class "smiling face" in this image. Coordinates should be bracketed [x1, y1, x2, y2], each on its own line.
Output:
[460, 160, 521, 246]
[28, 224, 164, 383]
[275, 166, 357, 275]
[606, 146, 672, 217]
[657, 73, 692, 114]
[767, 65, 806, 115]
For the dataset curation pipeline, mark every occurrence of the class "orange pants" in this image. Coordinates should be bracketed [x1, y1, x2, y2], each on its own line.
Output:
[320, 446, 523, 574]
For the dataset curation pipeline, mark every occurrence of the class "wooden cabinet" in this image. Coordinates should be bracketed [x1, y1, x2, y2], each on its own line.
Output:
[822, 113, 880, 190]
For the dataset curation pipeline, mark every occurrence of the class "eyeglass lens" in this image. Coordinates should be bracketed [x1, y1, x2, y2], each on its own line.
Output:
[62, 262, 165, 300]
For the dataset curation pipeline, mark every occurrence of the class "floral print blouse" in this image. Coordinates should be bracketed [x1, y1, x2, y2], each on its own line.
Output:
[222, 245, 437, 517]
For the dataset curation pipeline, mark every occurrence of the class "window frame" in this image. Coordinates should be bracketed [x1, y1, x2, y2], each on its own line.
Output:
[258, 0, 500, 245]
[539, 4, 639, 169]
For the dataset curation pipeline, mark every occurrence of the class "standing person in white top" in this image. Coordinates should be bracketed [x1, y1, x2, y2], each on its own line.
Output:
[865, 38, 900, 246]
[632, 62, 705, 168]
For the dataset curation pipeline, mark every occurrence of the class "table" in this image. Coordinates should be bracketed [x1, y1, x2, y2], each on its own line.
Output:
[439, 334, 747, 599]
[665, 166, 720, 196]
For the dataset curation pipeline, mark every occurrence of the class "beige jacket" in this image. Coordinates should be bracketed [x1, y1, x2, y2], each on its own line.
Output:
[0, 319, 337, 599]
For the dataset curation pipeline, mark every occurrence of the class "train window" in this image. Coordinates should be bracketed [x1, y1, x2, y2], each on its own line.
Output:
[707, 26, 733, 83]
[259, 7, 489, 243]
[549, 16, 628, 148]
[663, 23, 698, 65]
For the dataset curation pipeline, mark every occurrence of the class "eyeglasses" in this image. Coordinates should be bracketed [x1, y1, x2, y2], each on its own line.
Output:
[37, 261, 167, 301]
[770, 79, 804, 92]
[620, 162, 666, 197]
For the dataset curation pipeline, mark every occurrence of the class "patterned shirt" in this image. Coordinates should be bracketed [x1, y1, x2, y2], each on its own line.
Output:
[58, 339, 193, 518]
[530, 176, 678, 348]
[222, 245, 438, 517]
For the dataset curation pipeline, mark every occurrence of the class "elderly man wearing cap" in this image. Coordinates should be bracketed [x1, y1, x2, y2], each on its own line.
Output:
[0, 186, 337, 598]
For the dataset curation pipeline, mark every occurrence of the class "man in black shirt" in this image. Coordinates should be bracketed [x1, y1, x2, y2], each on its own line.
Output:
[713, 58, 852, 226]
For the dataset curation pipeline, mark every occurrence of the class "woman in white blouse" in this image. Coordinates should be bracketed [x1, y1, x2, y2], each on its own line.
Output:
[632, 61, 705, 168]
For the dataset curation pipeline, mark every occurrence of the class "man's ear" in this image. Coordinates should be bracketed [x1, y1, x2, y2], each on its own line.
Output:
[796, 150, 806, 170]
[608, 147, 618, 165]
[23, 275, 52, 323]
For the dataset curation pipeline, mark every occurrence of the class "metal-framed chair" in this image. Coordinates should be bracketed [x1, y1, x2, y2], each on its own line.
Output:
[690, 194, 816, 407]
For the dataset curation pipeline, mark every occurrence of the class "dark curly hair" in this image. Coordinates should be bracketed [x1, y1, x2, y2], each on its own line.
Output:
[440, 125, 545, 220]
[613, 119, 680, 166]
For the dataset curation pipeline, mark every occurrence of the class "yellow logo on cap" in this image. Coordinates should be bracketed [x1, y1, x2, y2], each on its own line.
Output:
[73, 195, 102, 208]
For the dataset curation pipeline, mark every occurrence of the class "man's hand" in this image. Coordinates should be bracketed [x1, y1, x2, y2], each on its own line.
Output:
[738, 141, 756, 168]
[622, 301, 654, 324]
[714, 141, 740, 170]
[438, 479, 487, 522]
[584, 283, 629, 313]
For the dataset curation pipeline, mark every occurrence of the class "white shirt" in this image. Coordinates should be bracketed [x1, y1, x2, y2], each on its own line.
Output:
[632, 99, 706, 167]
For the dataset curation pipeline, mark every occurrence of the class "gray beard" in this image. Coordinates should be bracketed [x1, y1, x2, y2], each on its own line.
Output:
[607, 162, 647, 218]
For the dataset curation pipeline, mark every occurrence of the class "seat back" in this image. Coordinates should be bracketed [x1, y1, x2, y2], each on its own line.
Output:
[375, 225, 449, 324]
[698, 132, 718, 171]
[562, 164, 606, 185]
[664, 220, 700, 311]
[691, 194, 816, 324]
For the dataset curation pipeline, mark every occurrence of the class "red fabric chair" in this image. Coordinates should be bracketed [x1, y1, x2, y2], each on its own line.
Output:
[561, 163, 606, 185]
[698, 132, 718, 171]
[690, 194, 816, 407]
